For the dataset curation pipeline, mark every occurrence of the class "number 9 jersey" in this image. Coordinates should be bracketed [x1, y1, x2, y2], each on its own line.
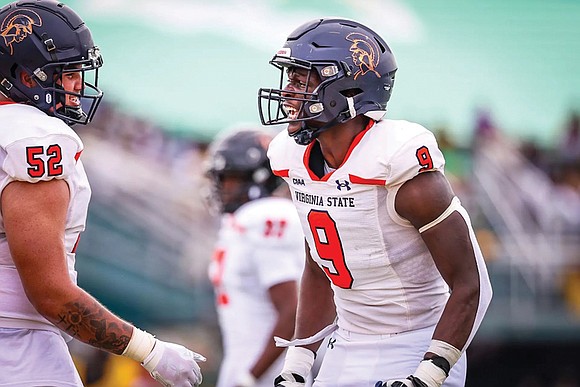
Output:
[0, 103, 90, 332]
[267, 119, 448, 336]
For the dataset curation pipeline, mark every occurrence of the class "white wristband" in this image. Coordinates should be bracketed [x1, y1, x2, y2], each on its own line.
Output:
[121, 327, 156, 363]
[414, 359, 447, 387]
[427, 340, 461, 368]
[281, 347, 315, 379]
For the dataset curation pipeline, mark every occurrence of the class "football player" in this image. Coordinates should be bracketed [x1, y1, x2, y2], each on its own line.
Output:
[258, 18, 493, 387]
[0, 1, 204, 386]
[206, 128, 310, 387]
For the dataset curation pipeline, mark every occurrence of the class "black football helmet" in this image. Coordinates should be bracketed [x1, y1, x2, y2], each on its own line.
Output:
[258, 18, 397, 145]
[205, 128, 283, 214]
[0, 0, 103, 125]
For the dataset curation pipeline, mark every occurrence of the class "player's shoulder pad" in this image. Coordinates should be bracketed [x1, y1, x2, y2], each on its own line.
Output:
[234, 197, 303, 245]
[0, 105, 84, 183]
[372, 119, 433, 148]
[267, 130, 301, 175]
[376, 119, 445, 188]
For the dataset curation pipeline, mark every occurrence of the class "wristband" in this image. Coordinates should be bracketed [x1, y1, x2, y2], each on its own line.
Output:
[413, 359, 447, 387]
[121, 327, 156, 363]
[426, 340, 461, 368]
[281, 347, 315, 379]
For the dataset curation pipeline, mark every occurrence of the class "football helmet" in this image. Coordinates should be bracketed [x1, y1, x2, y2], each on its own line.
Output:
[0, 0, 103, 125]
[205, 128, 282, 213]
[258, 18, 397, 145]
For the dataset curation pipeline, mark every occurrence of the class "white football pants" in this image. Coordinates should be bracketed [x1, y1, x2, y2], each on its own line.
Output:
[313, 325, 466, 387]
[0, 328, 83, 386]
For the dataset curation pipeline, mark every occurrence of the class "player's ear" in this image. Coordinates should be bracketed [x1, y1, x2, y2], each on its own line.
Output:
[19, 70, 37, 88]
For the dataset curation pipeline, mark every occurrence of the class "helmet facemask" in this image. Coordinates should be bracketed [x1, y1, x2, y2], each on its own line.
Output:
[259, 56, 347, 145]
[207, 169, 275, 214]
[259, 57, 322, 125]
[204, 129, 282, 214]
[26, 47, 103, 125]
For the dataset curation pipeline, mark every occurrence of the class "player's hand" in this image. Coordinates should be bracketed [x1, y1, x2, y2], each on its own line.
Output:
[274, 371, 307, 386]
[141, 340, 206, 387]
[375, 375, 429, 387]
[274, 346, 314, 387]
[377, 355, 450, 387]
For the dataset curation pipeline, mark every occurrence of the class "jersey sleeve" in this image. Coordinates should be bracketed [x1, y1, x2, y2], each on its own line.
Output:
[267, 130, 294, 175]
[240, 209, 303, 289]
[386, 130, 445, 189]
[3, 133, 82, 183]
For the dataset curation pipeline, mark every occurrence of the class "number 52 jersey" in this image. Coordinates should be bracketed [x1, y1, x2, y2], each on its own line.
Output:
[268, 119, 450, 336]
[0, 103, 90, 332]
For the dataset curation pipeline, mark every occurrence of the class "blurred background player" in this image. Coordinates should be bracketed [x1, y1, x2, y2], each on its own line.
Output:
[0, 1, 204, 386]
[258, 18, 492, 387]
[205, 128, 314, 387]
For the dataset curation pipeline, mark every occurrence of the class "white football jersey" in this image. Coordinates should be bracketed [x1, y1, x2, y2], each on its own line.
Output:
[209, 197, 304, 387]
[268, 119, 450, 335]
[0, 103, 90, 333]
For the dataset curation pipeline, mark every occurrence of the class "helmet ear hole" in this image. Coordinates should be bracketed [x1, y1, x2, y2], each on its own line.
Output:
[341, 88, 363, 98]
[19, 71, 35, 88]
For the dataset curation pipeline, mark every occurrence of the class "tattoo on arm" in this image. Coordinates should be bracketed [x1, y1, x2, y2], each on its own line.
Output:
[56, 300, 132, 354]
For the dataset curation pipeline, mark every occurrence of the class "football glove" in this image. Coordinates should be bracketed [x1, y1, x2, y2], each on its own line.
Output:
[274, 371, 307, 386]
[376, 356, 449, 387]
[142, 340, 206, 387]
[122, 328, 206, 387]
[274, 347, 315, 387]
[375, 375, 428, 387]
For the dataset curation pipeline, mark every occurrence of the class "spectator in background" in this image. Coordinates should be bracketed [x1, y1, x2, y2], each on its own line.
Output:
[0, 1, 204, 386]
[258, 17, 492, 387]
[558, 112, 580, 162]
[205, 128, 316, 387]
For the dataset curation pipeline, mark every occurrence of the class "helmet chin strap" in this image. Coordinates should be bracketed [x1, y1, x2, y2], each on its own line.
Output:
[291, 121, 334, 145]
[62, 105, 87, 122]
[291, 97, 356, 145]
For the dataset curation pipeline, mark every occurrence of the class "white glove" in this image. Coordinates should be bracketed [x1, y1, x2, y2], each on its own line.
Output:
[274, 347, 314, 387]
[142, 340, 206, 387]
[122, 328, 206, 387]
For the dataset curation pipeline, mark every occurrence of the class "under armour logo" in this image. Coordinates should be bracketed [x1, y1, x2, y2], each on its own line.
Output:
[335, 180, 351, 191]
[327, 338, 336, 349]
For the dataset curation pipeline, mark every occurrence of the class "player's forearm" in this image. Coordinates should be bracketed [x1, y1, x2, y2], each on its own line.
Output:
[250, 338, 286, 379]
[419, 205, 493, 353]
[431, 282, 480, 351]
[38, 287, 132, 354]
[251, 312, 296, 378]
[295, 271, 336, 353]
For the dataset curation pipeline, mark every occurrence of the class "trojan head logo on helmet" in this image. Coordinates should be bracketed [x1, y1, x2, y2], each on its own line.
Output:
[0, 9, 42, 55]
[205, 128, 283, 214]
[0, 0, 103, 126]
[258, 18, 397, 145]
[346, 32, 381, 80]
